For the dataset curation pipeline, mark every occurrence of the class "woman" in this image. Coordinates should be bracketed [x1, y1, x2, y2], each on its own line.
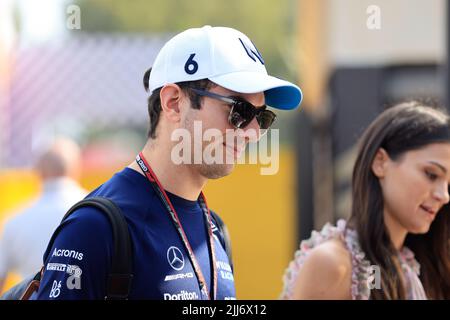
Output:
[281, 101, 450, 299]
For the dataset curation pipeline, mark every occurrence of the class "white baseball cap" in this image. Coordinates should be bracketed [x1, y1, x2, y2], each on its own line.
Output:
[149, 25, 302, 110]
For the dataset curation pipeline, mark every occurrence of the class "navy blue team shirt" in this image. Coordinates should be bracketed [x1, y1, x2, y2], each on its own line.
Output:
[32, 167, 236, 300]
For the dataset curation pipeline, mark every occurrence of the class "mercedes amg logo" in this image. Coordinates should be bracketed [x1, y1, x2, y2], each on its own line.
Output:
[167, 246, 185, 271]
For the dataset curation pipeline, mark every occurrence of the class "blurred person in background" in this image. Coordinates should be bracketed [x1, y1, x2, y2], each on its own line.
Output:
[0, 137, 87, 292]
[32, 25, 302, 300]
[281, 101, 450, 300]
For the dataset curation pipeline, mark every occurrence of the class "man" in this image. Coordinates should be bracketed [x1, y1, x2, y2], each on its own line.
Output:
[0, 137, 87, 293]
[33, 25, 302, 300]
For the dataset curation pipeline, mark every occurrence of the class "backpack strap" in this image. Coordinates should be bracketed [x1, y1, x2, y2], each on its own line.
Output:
[210, 211, 234, 272]
[58, 197, 133, 300]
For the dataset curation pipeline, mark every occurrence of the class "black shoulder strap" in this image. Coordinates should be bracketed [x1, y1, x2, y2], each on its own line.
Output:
[210, 211, 234, 272]
[58, 197, 133, 300]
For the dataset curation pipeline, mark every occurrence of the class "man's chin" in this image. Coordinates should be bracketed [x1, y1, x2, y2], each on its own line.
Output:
[196, 163, 236, 179]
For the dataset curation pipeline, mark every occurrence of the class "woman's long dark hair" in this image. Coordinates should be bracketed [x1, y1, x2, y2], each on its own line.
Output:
[349, 101, 450, 299]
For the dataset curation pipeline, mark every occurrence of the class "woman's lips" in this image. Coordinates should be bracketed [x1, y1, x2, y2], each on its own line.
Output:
[420, 204, 437, 220]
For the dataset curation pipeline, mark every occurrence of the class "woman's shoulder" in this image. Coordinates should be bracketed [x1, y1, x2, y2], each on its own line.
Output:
[309, 238, 352, 268]
[291, 237, 353, 299]
[281, 220, 372, 300]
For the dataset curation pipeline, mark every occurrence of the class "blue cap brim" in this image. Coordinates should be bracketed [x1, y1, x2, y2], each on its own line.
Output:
[210, 72, 303, 110]
[265, 85, 303, 110]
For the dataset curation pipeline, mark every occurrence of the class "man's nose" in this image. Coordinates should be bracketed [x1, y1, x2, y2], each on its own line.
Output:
[239, 117, 261, 143]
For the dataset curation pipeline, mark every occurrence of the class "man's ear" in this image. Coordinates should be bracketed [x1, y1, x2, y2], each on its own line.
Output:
[371, 148, 390, 178]
[160, 84, 184, 123]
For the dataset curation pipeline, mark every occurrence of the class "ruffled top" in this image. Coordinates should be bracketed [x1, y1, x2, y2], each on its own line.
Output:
[280, 219, 427, 300]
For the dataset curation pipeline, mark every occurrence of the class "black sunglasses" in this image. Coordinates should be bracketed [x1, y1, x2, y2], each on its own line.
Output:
[190, 88, 277, 130]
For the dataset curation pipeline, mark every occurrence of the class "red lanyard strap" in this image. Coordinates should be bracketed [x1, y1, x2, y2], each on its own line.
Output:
[136, 153, 217, 300]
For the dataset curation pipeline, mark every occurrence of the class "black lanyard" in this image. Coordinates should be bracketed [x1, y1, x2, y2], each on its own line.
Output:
[135, 152, 217, 300]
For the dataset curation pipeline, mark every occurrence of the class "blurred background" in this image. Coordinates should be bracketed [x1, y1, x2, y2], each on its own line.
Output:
[0, 0, 447, 299]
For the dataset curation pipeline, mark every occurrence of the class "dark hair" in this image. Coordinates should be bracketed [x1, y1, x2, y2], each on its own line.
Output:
[349, 101, 450, 299]
[143, 68, 216, 139]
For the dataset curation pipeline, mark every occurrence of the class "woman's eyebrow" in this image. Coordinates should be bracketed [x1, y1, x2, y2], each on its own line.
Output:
[428, 161, 448, 174]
